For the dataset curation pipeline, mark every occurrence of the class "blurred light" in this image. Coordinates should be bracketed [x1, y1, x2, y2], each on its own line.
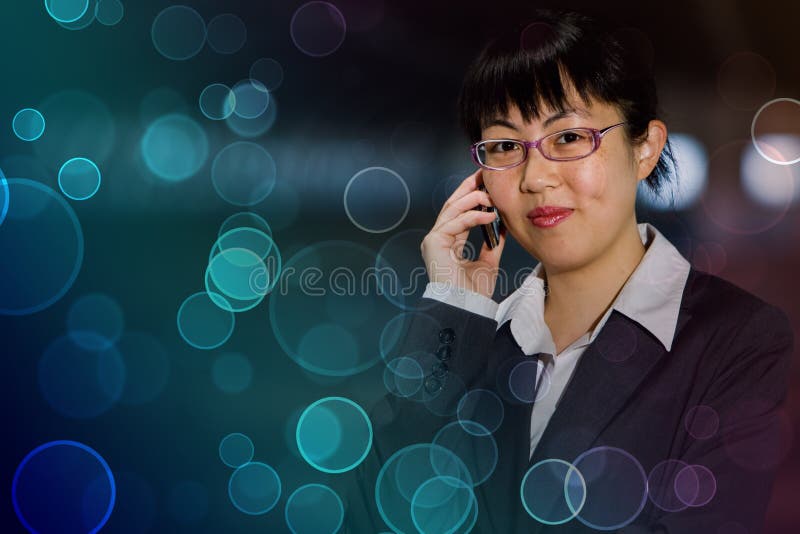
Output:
[740, 136, 798, 208]
[638, 133, 707, 211]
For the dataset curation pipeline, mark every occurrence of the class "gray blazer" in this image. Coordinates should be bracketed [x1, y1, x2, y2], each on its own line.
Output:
[340, 267, 794, 533]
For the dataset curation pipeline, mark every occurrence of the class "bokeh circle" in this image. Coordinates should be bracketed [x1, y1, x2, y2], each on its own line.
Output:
[151, 5, 206, 61]
[219, 433, 255, 468]
[12, 108, 46, 141]
[211, 141, 276, 206]
[290, 1, 347, 57]
[13, 440, 115, 534]
[520, 458, 586, 525]
[176, 291, 235, 349]
[141, 114, 209, 181]
[0, 179, 83, 315]
[344, 166, 410, 233]
[296, 396, 373, 473]
[285, 483, 344, 534]
[228, 462, 281, 515]
[58, 157, 101, 200]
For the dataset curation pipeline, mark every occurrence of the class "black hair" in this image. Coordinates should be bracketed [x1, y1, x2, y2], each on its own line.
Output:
[457, 9, 677, 200]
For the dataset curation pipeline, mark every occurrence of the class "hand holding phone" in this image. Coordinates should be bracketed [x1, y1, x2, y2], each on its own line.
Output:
[420, 169, 507, 299]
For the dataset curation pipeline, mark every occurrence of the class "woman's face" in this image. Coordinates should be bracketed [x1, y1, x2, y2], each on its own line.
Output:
[481, 93, 651, 275]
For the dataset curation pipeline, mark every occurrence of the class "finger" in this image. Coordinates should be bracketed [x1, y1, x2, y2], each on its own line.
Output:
[433, 188, 494, 232]
[434, 209, 498, 238]
[440, 168, 484, 213]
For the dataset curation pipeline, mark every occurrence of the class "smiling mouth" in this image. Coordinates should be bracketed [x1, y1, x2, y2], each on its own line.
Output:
[528, 210, 573, 228]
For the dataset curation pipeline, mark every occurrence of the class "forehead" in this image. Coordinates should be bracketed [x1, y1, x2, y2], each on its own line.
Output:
[484, 94, 618, 131]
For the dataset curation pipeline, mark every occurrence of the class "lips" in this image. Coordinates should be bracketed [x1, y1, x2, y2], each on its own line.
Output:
[528, 206, 574, 218]
[527, 206, 574, 228]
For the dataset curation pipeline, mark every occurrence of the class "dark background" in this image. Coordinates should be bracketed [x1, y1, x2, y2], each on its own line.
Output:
[1, 0, 798, 532]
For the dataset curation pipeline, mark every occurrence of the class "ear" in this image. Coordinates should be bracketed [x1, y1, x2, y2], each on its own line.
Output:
[634, 119, 668, 182]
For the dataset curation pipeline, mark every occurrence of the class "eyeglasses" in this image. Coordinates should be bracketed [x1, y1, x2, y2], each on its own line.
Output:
[470, 122, 627, 170]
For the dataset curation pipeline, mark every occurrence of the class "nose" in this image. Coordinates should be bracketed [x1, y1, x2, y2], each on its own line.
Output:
[518, 146, 562, 194]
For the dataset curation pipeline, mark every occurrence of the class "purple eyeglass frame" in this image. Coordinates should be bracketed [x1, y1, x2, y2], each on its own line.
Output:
[470, 121, 627, 170]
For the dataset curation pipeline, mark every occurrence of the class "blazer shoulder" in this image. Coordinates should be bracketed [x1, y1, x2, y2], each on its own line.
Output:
[683, 268, 790, 327]
[680, 269, 794, 380]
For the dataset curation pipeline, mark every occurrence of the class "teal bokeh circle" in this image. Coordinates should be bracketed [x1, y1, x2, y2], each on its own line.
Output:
[12, 108, 46, 141]
[375, 443, 474, 534]
[285, 483, 344, 534]
[411, 475, 477, 534]
[151, 5, 206, 60]
[296, 396, 372, 474]
[199, 83, 236, 120]
[211, 141, 276, 206]
[228, 462, 281, 515]
[219, 433, 255, 468]
[58, 157, 101, 200]
[44, 0, 89, 23]
[176, 291, 235, 349]
[95, 0, 123, 26]
[141, 113, 208, 181]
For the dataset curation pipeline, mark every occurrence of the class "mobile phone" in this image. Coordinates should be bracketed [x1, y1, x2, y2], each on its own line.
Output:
[477, 185, 503, 249]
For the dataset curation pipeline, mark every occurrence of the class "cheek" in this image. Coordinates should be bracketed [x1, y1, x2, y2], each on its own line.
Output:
[570, 164, 609, 204]
[484, 175, 514, 206]
[569, 152, 634, 208]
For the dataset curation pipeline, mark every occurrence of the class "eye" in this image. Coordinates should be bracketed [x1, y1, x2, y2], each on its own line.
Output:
[487, 140, 521, 153]
[553, 130, 589, 144]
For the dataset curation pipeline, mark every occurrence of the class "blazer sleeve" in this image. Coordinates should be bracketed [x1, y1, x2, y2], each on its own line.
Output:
[625, 302, 795, 534]
[337, 296, 500, 533]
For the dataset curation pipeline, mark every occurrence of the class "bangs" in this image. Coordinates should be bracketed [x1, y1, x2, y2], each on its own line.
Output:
[457, 13, 638, 142]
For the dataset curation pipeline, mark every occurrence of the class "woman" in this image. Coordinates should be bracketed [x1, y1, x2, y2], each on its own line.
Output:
[342, 9, 793, 534]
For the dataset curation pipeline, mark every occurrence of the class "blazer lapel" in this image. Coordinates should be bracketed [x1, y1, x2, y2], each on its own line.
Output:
[527, 307, 693, 470]
[520, 269, 699, 533]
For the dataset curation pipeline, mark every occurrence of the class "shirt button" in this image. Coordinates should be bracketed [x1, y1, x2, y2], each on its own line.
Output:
[424, 376, 442, 394]
[438, 328, 455, 345]
[435, 345, 452, 362]
[432, 362, 448, 378]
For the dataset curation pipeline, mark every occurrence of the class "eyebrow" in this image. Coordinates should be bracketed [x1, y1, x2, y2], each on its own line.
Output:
[485, 109, 586, 130]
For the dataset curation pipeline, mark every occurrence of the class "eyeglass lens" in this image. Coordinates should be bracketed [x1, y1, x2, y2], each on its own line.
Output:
[476, 129, 596, 167]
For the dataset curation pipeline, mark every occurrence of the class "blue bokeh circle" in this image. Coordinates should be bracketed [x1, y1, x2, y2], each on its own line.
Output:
[12, 439, 116, 534]
[0, 178, 84, 315]
[0, 168, 8, 227]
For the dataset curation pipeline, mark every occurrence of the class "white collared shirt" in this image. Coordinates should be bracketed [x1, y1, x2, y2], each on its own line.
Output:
[421, 222, 691, 457]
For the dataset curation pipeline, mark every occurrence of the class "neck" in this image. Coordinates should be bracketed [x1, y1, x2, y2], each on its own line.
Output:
[542, 221, 647, 331]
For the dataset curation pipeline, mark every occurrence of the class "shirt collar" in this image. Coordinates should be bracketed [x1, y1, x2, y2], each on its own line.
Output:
[495, 222, 691, 355]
